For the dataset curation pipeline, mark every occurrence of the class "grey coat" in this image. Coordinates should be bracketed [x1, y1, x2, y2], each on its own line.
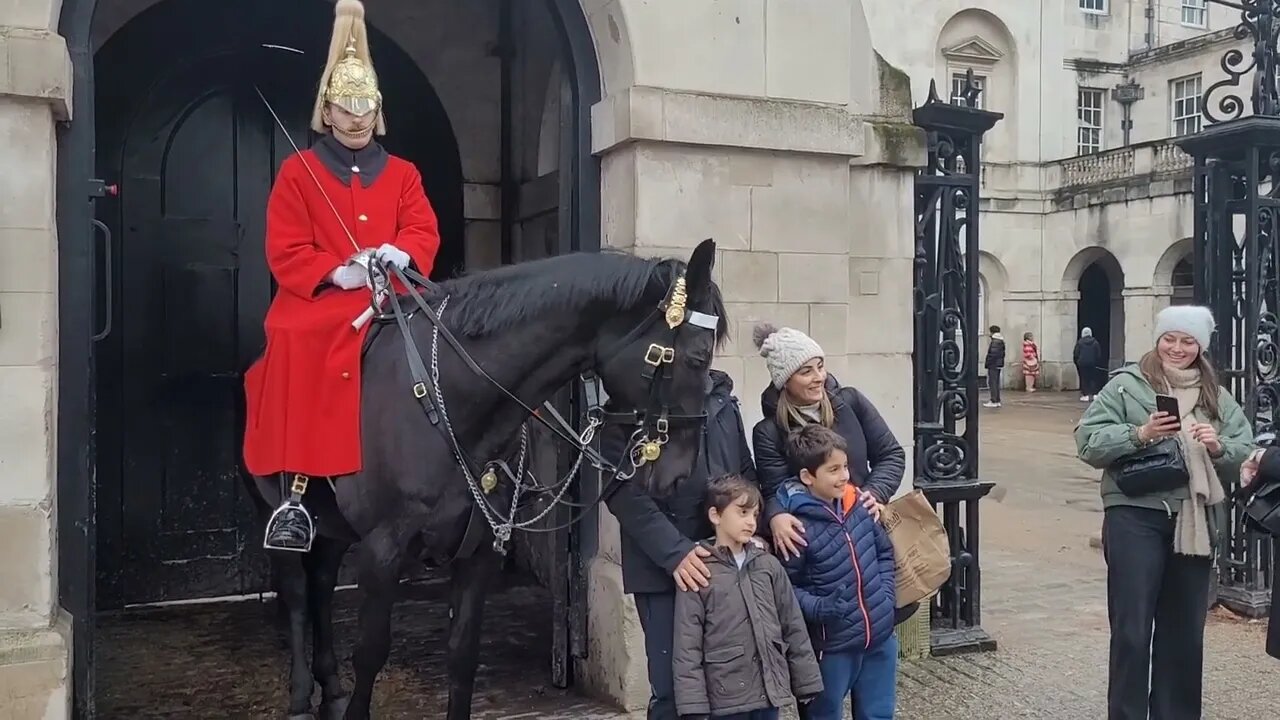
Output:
[672, 542, 824, 717]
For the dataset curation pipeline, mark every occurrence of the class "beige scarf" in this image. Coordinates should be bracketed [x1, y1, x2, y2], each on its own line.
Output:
[1165, 366, 1224, 557]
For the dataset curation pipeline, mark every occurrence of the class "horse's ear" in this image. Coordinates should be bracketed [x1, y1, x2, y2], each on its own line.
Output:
[686, 239, 716, 293]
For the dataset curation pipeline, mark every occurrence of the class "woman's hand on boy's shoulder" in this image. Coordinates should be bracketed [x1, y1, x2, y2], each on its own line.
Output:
[860, 490, 885, 523]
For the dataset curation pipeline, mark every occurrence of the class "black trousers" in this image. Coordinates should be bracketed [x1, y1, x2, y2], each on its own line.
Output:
[1080, 367, 1099, 396]
[987, 368, 1002, 404]
[635, 592, 678, 720]
[1102, 506, 1211, 720]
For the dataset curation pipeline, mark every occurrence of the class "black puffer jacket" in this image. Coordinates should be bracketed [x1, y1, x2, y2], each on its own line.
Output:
[604, 369, 758, 594]
[1073, 336, 1104, 370]
[752, 375, 906, 525]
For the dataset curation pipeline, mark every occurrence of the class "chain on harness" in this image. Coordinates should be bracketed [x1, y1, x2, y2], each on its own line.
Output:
[365, 259, 719, 555]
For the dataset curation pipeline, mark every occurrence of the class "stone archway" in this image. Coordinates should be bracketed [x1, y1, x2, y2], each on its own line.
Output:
[50, 0, 623, 714]
[1064, 247, 1126, 370]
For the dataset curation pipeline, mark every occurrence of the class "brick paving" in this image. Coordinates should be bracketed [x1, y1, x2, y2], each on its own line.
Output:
[96, 392, 1280, 719]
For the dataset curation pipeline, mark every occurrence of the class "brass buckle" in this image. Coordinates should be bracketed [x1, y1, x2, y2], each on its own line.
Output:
[413, 382, 428, 398]
[290, 474, 310, 496]
[644, 344, 675, 367]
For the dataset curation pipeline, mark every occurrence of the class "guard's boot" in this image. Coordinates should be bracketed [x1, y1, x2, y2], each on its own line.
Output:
[264, 474, 315, 552]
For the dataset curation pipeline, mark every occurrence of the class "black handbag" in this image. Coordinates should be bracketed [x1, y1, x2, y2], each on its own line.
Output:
[1113, 436, 1189, 497]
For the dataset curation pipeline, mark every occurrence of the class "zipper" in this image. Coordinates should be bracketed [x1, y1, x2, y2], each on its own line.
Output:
[821, 505, 873, 649]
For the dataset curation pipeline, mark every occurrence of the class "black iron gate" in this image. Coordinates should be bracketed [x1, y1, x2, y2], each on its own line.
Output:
[912, 72, 1002, 654]
[1178, 0, 1280, 617]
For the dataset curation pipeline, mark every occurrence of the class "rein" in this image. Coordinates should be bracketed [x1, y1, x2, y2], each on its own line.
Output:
[366, 260, 717, 553]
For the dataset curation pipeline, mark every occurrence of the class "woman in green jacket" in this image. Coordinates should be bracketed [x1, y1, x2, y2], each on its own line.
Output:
[1075, 305, 1254, 720]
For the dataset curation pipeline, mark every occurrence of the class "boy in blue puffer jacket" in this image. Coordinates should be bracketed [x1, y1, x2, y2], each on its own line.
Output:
[778, 425, 897, 720]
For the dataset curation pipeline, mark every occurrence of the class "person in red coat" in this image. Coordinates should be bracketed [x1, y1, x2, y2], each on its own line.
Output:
[244, 0, 441, 551]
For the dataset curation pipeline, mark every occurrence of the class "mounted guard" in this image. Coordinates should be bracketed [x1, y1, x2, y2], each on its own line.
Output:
[243, 0, 441, 552]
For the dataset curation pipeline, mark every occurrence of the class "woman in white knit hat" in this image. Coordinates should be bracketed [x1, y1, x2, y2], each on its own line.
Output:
[1075, 305, 1255, 720]
[750, 323, 906, 560]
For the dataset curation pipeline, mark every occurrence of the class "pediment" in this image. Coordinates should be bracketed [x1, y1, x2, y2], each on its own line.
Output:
[941, 35, 1005, 64]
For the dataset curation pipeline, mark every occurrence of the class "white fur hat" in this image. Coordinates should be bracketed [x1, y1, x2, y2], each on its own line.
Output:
[753, 323, 825, 389]
[1154, 305, 1216, 350]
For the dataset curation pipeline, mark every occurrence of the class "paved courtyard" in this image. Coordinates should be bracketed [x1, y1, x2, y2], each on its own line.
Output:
[95, 392, 1280, 718]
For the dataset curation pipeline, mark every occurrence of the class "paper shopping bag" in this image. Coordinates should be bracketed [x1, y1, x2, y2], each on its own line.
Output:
[881, 489, 952, 608]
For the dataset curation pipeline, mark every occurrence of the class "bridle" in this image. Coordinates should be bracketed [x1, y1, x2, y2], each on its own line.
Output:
[368, 260, 720, 552]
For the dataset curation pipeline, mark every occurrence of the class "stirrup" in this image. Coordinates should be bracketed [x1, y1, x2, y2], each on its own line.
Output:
[263, 474, 315, 553]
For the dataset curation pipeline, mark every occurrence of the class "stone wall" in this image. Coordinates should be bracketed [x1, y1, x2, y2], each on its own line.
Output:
[0, 11, 72, 719]
[574, 0, 923, 708]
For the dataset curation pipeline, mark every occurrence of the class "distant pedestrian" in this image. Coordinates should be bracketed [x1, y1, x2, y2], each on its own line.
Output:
[1073, 327, 1106, 401]
[672, 474, 824, 720]
[984, 325, 1006, 408]
[1022, 332, 1041, 392]
[1075, 305, 1254, 720]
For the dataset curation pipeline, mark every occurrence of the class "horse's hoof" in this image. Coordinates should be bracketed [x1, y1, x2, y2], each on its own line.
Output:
[320, 695, 350, 720]
[286, 714, 316, 720]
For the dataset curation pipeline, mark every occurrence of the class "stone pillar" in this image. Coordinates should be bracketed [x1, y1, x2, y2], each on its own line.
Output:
[0, 23, 73, 720]
[1124, 287, 1163, 361]
[576, 62, 923, 705]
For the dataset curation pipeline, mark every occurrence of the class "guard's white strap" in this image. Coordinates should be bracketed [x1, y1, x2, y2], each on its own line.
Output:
[688, 311, 719, 330]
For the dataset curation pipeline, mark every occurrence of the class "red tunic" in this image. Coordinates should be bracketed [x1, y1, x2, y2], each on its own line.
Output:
[242, 147, 440, 477]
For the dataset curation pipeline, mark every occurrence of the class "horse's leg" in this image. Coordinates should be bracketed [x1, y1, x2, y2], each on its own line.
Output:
[305, 536, 351, 720]
[445, 543, 502, 720]
[344, 528, 405, 720]
[274, 552, 318, 720]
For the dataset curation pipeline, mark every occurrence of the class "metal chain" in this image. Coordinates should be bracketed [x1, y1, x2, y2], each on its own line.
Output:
[425, 295, 613, 547]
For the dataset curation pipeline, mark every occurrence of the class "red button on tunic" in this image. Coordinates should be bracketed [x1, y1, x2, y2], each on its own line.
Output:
[242, 150, 440, 477]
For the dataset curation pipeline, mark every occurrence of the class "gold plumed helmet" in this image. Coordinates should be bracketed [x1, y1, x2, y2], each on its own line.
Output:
[312, 0, 386, 135]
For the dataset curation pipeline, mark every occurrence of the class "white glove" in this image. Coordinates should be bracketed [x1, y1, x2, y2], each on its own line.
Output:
[330, 262, 369, 290]
[374, 243, 412, 270]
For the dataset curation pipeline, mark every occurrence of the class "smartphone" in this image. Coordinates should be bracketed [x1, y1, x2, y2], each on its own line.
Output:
[1155, 394, 1180, 419]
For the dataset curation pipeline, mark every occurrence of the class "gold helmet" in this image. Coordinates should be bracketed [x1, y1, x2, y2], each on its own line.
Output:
[311, 0, 386, 135]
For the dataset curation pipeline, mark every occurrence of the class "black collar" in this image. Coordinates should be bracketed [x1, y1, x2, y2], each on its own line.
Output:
[313, 134, 389, 187]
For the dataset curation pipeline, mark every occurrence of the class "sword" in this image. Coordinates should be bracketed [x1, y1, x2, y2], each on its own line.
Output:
[253, 43, 387, 330]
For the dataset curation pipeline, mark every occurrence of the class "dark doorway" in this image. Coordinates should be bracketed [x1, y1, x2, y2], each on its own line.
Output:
[1077, 259, 1124, 369]
[91, 0, 464, 609]
[1172, 256, 1195, 305]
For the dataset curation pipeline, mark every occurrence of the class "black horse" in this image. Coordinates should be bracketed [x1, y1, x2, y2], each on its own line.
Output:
[248, 240, 727, 720]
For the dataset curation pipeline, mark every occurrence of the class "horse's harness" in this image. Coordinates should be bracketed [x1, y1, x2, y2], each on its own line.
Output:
[366, 260, 719, 556]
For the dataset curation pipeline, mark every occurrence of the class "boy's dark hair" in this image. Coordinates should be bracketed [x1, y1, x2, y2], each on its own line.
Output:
[786, 424, 848, 474]
[706, 474, 762, 514]
[989, 325, 1001, 334]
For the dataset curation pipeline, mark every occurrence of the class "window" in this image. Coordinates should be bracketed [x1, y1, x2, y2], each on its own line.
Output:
[950, 72, 985, 109]
[1077, 88, 1104, 155]
[1080, 0, 1107, 13]
[1171, 74, 1203, 136]
[1181, 0, 1207, 28]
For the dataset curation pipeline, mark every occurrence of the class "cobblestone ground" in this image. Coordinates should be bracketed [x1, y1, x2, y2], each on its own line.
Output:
[95, 572, 627, 719]
[97, 392, 1280, 719]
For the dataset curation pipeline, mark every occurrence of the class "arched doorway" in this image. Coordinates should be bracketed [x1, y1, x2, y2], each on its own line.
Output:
[1074, 252, 1126, 369]
[56, 0, 604, 714]
[1172, 256, 1195, 305]
[91, 0, 465, 610]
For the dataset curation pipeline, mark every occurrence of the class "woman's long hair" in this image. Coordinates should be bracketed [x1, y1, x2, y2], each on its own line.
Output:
[776, 388, 835, 431]
[1137, 349, 1221, 421]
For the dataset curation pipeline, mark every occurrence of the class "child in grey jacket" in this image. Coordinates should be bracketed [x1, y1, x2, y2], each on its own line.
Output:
[672, 474, 824, 720]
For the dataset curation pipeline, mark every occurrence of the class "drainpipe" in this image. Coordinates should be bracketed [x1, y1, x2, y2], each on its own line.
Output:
[1145, 0, 1156, 49]
[1112, 80, 1144, 147]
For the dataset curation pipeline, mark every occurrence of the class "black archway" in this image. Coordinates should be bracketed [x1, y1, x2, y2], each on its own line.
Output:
[1078, 263, 1113, 366]
[90, 0, 465, 610]
[56, 0, 602, 714]
[1076, 255, 1126, 370]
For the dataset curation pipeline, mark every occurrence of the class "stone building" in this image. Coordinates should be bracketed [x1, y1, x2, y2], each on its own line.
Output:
[0, 0, 926, 715]
[866, 0, 1245, 387]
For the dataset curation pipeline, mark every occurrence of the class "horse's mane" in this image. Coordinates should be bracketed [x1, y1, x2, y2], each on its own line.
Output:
[429, 250, 727, 342]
